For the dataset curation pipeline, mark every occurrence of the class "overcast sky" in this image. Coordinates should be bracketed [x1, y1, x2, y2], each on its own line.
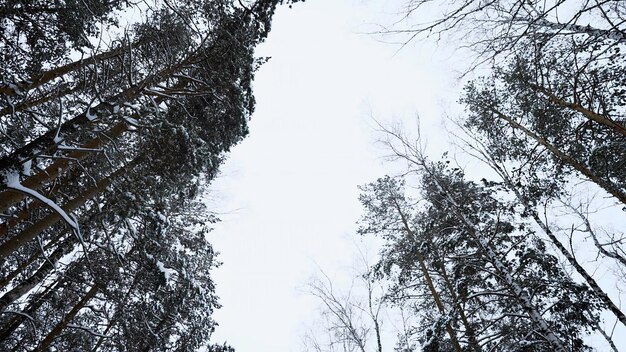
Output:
[204, 1, 626, 351]
[206, 1, 460, 350]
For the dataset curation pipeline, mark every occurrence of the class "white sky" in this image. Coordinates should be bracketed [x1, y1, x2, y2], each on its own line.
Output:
[206, 1, 459, 351]
[205, 1, 626, 351]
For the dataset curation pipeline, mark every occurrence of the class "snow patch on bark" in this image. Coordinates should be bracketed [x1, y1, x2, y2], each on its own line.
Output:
[4, 170, 79, 230]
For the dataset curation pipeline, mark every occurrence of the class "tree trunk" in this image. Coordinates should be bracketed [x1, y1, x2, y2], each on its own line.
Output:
[529, 83, 626, 138]
[0, 75, 185, 214]
[90, 276, 139, 352]
[0, 277, 64, 342]
[527, 207, 626, 326]
[0, 55, 191, 177]
[0, 121, 128, 215]
[0, 160, 136, 261]
[366, 280, 384, 352]
[416, 159, 568, 352]
[491, 106, 626, 205]
[392, 199, 463, 352]
[33, 284, 99, 352]
[439, 263, 482, 352]
[0, 45, 128, 98]
[0, 232, 68, 290]
[487, 159, 626, 328]
[0, 239, 75, 311]
[0, 84, 80, 117]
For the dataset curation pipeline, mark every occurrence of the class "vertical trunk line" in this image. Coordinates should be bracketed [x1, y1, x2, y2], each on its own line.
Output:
[439, 264, 482, 352]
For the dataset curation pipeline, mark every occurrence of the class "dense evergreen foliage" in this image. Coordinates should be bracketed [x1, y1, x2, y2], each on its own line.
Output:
[359, 166, 598, 351]
[0, 0, 296, 350]
[3, 0, 626, 351]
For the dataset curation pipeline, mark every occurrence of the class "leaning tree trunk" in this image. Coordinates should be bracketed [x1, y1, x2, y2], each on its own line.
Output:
[0, 43, 133, 99]
[0, 76, 192, 214]
[485, 157, 626, 328]
[0, 276, 64, 343]
[0, 84, 81, 118]
[0, 238, 75, 312]
[0, 121, 130, 215]
[0, 159, 137, 261]
[0, 232, 69, 290]
[0, 52, 194, 178]
[490, 106, 626, 205]
[32, 284, 100, 352]
[90, 276, 140, 352]
[415, 159, 568, 352]
[528, 83, 626, 138]
[392, 199, 463, 352]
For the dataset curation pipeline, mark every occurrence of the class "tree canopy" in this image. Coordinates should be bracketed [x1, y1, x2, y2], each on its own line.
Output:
[0, 0, 298, 350]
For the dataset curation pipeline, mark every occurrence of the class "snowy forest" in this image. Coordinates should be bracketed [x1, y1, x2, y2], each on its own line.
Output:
[0, 0, 626, 351]
[301, 1, 626, 352]
[0, 0, 298, 350]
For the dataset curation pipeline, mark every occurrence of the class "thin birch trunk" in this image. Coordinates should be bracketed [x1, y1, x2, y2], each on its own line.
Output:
[489, 160, 626, 327]
[426, 170, 567, 352]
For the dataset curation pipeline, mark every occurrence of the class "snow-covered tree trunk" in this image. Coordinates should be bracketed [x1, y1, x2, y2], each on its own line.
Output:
[0, 159, 136, 260]
[424, 169, 567, 352]
[478, 151, 626, 327]
[0, 239, 74, 311]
